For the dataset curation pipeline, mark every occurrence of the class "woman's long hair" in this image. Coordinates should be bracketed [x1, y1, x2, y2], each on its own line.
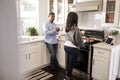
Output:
[65, 12, 78, 32]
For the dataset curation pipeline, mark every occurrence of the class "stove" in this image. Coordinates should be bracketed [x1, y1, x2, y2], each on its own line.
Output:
[73, 30, 104, 80]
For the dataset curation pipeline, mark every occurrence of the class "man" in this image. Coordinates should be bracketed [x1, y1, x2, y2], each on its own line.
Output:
[43, 12, 60, 70]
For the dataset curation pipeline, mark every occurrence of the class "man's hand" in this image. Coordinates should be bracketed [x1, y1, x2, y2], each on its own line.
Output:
[56, 27, 60, 32]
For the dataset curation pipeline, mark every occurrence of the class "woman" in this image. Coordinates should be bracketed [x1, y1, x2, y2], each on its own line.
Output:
[64, 12, 84, 80]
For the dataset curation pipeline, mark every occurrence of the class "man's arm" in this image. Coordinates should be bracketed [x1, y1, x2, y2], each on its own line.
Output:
[44, 23, 57, 35]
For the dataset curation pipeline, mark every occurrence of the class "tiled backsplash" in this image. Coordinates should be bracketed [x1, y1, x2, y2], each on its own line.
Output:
[77, 12, 103, 28]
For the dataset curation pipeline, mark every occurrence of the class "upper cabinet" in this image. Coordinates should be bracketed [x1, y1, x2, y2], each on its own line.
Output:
[68, 0, 75, 12]
[75, 0, 103, 12]
[105, 0, 116, 23]
[102, 0, 120, 27]
[118, 3, 120, 27]
[77, 0, 98, 2]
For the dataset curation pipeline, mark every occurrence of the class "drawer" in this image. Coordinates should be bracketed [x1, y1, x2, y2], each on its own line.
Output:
[94, 48, 110, 58]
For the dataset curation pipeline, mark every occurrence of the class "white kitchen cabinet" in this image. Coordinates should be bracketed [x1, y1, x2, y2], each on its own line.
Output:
[19, 39, 66, 74]
[92, 48, 110, 80]
[92, 57, 109, 80]
[19, 41, 43, 73]
[77, 0, 99, 2]
[57, 40, 66, 68]
[28, 43, 42, 70]
[92, 42, 120, 80]
[19, 44, 28, 73]
[102, 0, 120, 27]
[40, 41, 50, 66]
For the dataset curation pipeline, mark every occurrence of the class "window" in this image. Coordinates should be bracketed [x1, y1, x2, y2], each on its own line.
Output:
[49, 0, 65, 24]
[19, 0, 39, 35]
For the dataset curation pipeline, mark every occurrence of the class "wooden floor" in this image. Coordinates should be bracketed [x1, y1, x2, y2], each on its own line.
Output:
[42, 66, 86, 80]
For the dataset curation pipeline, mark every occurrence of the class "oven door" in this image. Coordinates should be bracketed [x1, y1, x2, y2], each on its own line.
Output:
[74, 46, 89, 73]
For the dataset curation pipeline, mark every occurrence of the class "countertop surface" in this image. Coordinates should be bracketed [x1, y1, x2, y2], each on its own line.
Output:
[19, 36, 44, 44]
[19, 35, 65, 44]
[93, 42, 120, 50]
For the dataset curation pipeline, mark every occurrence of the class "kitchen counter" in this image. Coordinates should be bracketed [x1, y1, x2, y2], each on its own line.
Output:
[92, 42, 120, 80]
[19, 36, 44, 44]
[93, 42, 120, 50]
[19, 35, 65, 44]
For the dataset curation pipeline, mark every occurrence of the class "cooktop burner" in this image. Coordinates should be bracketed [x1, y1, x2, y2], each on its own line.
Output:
[85, 40, 101, 44]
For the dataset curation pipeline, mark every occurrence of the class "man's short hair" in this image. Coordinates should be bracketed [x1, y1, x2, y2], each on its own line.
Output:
[49, 12, 55, 16]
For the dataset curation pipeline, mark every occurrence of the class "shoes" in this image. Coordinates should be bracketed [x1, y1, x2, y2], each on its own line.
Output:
[65, 76, 71, 80]
[50, 67, 56, 70]
[50, 65, 59, 70]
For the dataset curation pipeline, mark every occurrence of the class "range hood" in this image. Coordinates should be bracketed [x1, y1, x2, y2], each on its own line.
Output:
[75, 0, 103, 12]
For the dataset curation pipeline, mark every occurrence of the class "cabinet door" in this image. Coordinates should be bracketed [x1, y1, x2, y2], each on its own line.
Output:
[40, 42, 50, 66]
[92, 56, 109, 80]
[19, 44, 29, 73]
[77, 0, 98, 2]
[102, 0, 120, 27]
[28, 42, 42, 70]
[57, 41, 65, 68]
[60, 41, 65, 67]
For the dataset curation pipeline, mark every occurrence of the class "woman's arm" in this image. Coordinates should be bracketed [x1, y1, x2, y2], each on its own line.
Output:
[75, 29, 84, 48]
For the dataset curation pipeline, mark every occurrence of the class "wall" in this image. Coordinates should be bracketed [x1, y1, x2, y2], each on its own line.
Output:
[77, 12, 103, 29]
[0, 0, 21, 80]
[75, 0, 104, 29]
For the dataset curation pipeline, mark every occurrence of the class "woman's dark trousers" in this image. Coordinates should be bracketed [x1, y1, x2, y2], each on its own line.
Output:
[64, 46, 79, 77]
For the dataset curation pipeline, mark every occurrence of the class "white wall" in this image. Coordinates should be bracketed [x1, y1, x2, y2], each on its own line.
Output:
[0, 0, 20, 80]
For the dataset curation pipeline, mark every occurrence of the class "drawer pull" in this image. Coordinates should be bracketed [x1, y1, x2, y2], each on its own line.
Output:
[93, 59, 95, 65]
[26, 54, 27, 60]
[98, 52, 104, 54]
[29, 54, 30, 59]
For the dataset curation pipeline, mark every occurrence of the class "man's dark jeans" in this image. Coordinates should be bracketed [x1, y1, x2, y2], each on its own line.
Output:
[64, 46, 79, 77]
[45, 42, 58, 69]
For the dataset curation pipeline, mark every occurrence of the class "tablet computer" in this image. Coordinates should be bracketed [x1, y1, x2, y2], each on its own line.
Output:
[106, 37, 113, 44]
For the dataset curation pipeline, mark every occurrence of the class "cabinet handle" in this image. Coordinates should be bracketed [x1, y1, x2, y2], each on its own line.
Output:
[26, 54, 27, 60]
[98, 52, 104, 54]
[29, 54, 30, 59]
[59, 45, 60, 48]
[93, 59, 95, 65]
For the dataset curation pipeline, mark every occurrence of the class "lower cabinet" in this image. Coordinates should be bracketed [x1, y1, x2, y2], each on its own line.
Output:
[19, 41, 43, 73]
[57, 41, 66, 68]
[19, 40, 66, 74]
[92, 48, 110, 80]
[40, 42, 50, 66]
[92, 44, 120, 80]
[92, 55, 109, 80]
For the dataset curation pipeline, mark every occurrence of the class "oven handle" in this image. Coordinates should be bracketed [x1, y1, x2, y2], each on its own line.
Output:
[79, 49, 89, 52]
